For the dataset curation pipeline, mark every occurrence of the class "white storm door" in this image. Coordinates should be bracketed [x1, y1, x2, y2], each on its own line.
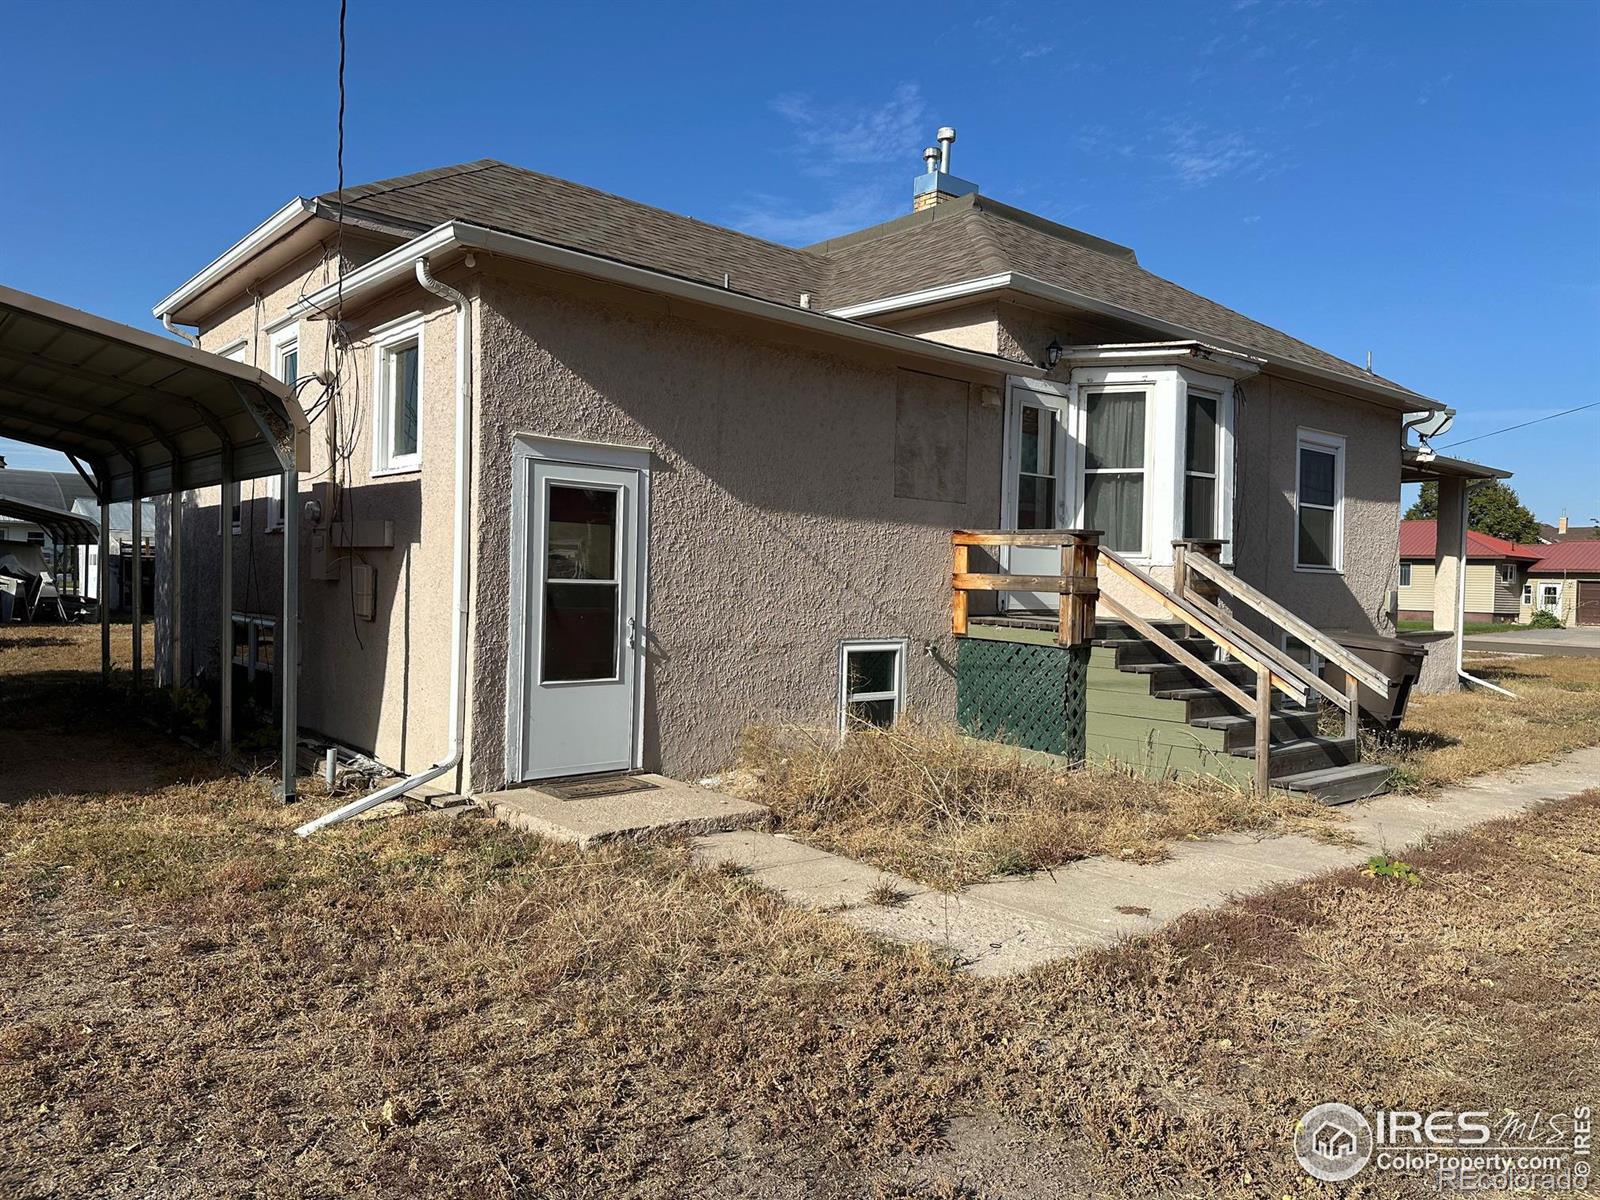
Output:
[1001, 382, 1073, 611]
[1539, 583, 1561, 615]
[518, 459, 642, 780]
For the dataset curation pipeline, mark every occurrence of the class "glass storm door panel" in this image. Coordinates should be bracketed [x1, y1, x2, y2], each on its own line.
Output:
[519, 459, 641, 780]
[1004, 391, 1070, 611]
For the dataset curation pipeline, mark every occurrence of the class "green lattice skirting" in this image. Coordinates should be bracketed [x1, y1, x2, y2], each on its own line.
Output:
[956, 637, 1088, 760]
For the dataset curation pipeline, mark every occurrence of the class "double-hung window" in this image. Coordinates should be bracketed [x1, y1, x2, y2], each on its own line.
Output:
[1083, 389, 1147, 553]
[1498, 563, 1516, 586]
[1182, 391, 1220, 540]
[838, 640, 905, 733]
[1399, 562, 1413, 588]
[372, 315, 423, 474]
[1295, 430, 1344, 571]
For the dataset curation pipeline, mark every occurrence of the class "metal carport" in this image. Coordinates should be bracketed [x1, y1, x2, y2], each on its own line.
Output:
[0, 283, 310, 800]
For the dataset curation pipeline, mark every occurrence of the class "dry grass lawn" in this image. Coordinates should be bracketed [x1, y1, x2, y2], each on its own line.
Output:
[736, 720, 1344, 890]
[740, 654, 1600, 890]
[1368, 652, 1600, 789]
[3, 626, 1599, 1198]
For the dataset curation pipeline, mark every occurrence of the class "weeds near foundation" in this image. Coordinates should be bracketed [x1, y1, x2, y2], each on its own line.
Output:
[734, 716, 1341, 890]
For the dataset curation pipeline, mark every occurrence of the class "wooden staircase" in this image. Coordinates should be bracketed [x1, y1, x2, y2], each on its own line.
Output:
[951, 530, 1399, 805]
[1092, 619, 1392, 804]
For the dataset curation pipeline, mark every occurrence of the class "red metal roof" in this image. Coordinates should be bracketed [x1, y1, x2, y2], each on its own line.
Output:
[1527, 539, 1600, 574]
[1398, 520, 1544, 562]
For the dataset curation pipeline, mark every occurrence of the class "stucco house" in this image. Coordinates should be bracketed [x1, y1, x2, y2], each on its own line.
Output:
[1397, 520, 1539, 624]
[149, 137, 1467, 805]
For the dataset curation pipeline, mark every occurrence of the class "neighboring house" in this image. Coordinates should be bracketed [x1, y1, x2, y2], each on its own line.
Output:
[1522, 541, 1600, 627]
[150, 143, 1458, 793]
[1397, 520, 1540, 624]
[1537, 516, 1600, 543]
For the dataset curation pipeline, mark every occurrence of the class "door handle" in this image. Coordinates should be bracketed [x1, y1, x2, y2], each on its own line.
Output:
[626, 617, 637, 650]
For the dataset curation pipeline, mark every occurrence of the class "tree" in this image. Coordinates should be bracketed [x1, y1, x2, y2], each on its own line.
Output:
[1404, 480, 1542, 544]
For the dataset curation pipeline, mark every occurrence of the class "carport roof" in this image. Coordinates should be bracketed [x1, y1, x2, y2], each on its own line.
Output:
[0, 284, 309, 503]
[0, 495, 98, 544]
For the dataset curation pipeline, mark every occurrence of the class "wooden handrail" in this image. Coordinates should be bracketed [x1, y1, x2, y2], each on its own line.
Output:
[1180, 550, 1391, 697]
[951, 529, 1100, 646]
[1099, 549, 1311, 708]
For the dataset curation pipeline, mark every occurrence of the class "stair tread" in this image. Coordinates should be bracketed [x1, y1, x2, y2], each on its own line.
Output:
[1191, 711, 1317, 730]
[1234, 735, 1357, 760]
[1276, 762, 1393, 787]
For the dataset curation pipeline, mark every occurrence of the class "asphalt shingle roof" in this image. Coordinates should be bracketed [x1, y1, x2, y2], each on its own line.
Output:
[320, 160, 1420, 397]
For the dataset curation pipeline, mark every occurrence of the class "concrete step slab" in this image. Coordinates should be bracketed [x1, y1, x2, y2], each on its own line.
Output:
[482, 774, 769, 849]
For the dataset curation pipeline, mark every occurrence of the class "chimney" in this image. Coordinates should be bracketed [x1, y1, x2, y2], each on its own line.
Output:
[912, 126, 979, 212]
[1559, 513, 1570, 535]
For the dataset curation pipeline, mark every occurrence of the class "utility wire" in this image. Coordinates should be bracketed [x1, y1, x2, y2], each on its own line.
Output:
[1439, 399, 1600, 450]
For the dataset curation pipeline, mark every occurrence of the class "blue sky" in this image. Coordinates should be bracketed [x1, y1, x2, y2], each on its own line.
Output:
[2, 0, 1596, 524]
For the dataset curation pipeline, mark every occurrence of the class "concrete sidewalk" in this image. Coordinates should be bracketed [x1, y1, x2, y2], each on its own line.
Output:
[692, 745, 1600, 977]
[1467, 627, 1600, 658]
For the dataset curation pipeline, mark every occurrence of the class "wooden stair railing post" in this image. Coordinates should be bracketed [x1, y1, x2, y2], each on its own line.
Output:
[951, 536, 969, 637]
[1076, 532, 1100, 644]
[1058, 539, 1073, 646]
[1255, 662, 1272, 798]
[1344, 671, 1361, 741]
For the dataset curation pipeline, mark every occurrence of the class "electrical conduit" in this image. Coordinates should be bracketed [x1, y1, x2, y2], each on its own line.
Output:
[296, 258, 473, 835]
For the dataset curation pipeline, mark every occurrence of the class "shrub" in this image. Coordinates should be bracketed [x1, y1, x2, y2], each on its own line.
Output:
[1529, 608, 1563, 630]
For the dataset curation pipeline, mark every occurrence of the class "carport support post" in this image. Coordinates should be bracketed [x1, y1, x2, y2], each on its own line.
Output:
[279, 464, 298, 803]
[130, 473, 142, 689]
[219, 454, 233, 752]
[169, 483, 182, 687]
[98, 493, 110, 685]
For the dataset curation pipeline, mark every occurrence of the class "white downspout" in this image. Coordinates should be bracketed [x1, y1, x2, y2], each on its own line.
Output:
[296, 257, 473, 835]
[161, 313, 200, 348]
[1455, 477, 1517, 698]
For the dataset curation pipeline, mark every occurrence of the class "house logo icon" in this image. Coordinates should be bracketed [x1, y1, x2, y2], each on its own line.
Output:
[1294, 1102, 1374, 1181]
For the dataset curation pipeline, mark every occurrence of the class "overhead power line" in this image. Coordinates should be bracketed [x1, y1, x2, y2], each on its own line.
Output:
[1439, 399, 1600, 450]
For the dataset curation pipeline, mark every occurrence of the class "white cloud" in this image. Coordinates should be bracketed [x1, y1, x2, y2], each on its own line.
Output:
[1164, 124, 1275, 187]
[768, 83, 927, 178]
[728, 187, 902, 246]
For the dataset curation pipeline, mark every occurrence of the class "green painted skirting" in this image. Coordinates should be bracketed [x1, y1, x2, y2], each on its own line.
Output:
[956, 636, 1088, 759]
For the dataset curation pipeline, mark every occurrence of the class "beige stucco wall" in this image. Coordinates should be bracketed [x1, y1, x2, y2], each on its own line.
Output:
[166, 234, 467, 780]
[468, 267, 1006, 789]
[875, 302, 1001, 354]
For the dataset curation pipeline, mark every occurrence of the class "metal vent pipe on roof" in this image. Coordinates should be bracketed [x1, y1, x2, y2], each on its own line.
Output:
[936, 127, 956, 173]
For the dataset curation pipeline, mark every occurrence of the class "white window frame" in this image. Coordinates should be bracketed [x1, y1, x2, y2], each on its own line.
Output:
[1539, 582, 1561, 613]
[1179, 383, 1233, 551]
[1399, 562, 1413, 588]
[837, 639, 907, 736]
[1062, 364, 1238, 567]
[265, 323, 301, 531]
[214, 338, 249, 532]
[1294, 428, 1346, 574]
[1079, 383, 1152, 557]
[1523, 583, 1533, 605]
[1498, 562, 1516, 586]
[370, 313, 424, 476]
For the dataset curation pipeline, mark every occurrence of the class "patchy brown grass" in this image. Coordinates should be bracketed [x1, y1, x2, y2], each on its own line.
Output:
[4, 625, 1600, 1199]
[1369, 653, 1600, 789]
[735, 718, 1344, 890]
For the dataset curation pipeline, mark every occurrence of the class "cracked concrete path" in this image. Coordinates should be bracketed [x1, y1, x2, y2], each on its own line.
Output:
[691, 745, 1600, 977]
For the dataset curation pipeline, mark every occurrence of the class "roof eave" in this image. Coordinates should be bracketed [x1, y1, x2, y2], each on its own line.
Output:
[832, 272, 1443, 413]
[291, 222, 1040, 383]
[151, 197, 319, 323]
